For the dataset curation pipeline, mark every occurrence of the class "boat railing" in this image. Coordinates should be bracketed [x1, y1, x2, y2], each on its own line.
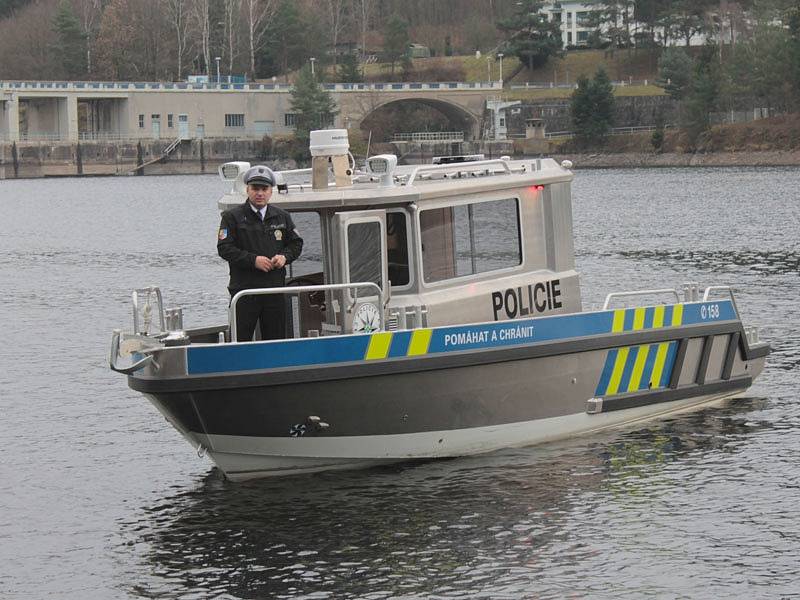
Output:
[404, 159, 513, 186]
[602, 288, 681, 310]
[702, 285, 741, 318]
[602, 284, 741, 318]
[230, 282, 384, 341]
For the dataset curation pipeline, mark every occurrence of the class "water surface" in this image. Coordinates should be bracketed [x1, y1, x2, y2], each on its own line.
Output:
[0, 167, 797, 598]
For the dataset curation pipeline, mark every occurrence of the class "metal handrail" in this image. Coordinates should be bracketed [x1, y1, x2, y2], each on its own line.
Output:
[229, 282, 384, 341]
[602, 288, 681, 310]
[405, 159, 512, 186]
[702, 285, 740, 318]
[109, 329, 155, 374]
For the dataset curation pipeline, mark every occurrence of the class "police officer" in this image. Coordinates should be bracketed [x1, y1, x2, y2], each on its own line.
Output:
[217, 165, 303, 341]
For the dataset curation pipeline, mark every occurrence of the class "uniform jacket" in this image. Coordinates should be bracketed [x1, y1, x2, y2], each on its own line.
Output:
[217, 201, 303, 291]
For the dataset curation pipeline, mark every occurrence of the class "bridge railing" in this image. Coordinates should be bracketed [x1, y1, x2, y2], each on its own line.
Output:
[392, 131, 465, 142]
[1, 80, 503, 93]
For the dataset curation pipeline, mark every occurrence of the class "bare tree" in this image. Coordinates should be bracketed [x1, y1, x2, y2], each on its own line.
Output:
[351, 0, 374, 74]
[325, 0, 347, 70]
[190, 0, 211, 78]
[164, 0, 191, 79]
[222, 0, 242, 75]
[243, 0, 277, 79]
[73, 0, 103, 75]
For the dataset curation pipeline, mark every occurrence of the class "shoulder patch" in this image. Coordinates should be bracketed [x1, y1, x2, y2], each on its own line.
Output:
[218, 228, 228, 240]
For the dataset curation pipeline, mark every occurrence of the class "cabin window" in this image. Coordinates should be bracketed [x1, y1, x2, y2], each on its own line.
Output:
[347, 221, 383, 289]
[420, 198, 521, 283]
[387, 211, 410, 287]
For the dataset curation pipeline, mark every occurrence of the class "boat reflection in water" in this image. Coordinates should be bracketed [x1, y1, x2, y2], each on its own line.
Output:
[123, 396, 770, 598]
[109, 129, 769, 480]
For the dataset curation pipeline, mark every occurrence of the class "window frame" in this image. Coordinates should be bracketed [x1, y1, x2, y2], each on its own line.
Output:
[224, 113, 245, 128]
[386, 208, 414, 291]
[415, 194, 524, 289]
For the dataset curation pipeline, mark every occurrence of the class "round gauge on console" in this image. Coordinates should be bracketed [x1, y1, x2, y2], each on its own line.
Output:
[352, 302, 381, 333]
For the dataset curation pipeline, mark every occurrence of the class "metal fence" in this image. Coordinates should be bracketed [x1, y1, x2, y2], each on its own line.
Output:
[510, 79, 654, 90]
[535, 124, 674, 140]
[392, 131, 465, 142]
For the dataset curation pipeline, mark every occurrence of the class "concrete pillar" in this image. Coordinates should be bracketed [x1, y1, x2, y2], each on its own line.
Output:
[3, 94, 20, 142]
[66, 95, 79, 142]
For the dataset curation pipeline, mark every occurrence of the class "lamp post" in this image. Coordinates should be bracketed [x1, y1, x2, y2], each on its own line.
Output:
[310, 57, 316, 77]
[497, 52, 504, 87]
[486, 56, 492, 83]
[215, 56, 221, 84]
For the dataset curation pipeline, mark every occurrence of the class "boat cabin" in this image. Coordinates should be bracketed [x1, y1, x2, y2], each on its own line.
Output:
[216, 136, 581, 341]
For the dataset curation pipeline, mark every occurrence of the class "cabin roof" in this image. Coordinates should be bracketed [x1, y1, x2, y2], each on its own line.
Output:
[219, 158, 573, 212]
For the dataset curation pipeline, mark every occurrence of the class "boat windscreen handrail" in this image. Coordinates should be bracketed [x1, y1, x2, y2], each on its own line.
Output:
[702, 285, 740, 317]
[229, 282, 384, 341]
[602, 288, 681, 310]
[404, 159, 512, 186]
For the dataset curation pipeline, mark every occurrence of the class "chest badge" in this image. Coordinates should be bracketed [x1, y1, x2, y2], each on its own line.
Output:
[274, 229, 283, 241]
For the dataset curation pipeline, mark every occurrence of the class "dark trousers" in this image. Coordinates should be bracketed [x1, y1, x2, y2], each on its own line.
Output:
[230, 291, 287, 342]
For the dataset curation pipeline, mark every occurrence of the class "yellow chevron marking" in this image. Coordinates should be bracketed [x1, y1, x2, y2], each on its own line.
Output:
[653, 305, 665, 328]
[407, 328, 433, 356]
[612, 309, 626, 333]
[628, 344, 651, 391]
[650, 342, 671, 388]
[672, 304, 684, 326]
[606, 346, 630, 395]
[633, 307, 646, 330]
[365, 332, 393, 360]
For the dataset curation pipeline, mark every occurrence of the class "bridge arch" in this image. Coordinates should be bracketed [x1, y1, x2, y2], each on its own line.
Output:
[355, 97, 482, 141]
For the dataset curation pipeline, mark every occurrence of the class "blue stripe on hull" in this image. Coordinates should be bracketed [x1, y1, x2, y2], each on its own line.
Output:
[186, 301, 736, 375]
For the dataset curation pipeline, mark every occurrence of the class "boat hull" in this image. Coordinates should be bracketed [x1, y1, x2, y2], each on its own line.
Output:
[130, 301, 769, 480]
[189, 388, 747, 480]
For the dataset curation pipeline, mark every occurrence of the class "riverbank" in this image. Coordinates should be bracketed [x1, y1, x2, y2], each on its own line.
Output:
[552, 150, 800, 168]
[0, 138, 272, 179]
[5, 135, 800, 179]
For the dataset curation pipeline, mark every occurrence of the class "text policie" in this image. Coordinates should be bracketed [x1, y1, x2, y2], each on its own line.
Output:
[492, 279, 563, 321]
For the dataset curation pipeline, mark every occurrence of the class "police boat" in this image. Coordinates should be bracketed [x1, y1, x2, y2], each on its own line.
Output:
[109, 129, 770, 480]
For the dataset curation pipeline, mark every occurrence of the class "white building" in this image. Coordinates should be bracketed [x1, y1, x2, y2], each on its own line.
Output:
[541, 0, 604, 48]
[540, 1, 710, 48]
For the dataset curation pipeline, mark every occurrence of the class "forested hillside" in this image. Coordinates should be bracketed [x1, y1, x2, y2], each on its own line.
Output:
[0, 0, 517, 81]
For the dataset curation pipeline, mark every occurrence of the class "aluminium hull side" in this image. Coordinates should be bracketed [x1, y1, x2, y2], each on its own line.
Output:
[193, 387, 753, 481]
[129, 300, 769, 479]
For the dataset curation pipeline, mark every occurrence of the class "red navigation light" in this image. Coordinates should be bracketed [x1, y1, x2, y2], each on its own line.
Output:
[529, 185, 545, 192]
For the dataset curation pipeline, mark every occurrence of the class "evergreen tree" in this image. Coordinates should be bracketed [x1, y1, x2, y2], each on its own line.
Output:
[383, 15, 410, 77]
[260, 0, 305, 80]
[683, 43, 720, 148]
[0, 0, 29, 19]
[586, 1, 635, 48]
[571, 75, 593, 141]
[787, 5, 800, 109]
[52, 0, 87, 79]
[497, 0, 562, 74]
[657, 47, 693, 100]
[290, 64, 338, 141]
[571, 68, 615, 147]
[338, 52, 363, 83]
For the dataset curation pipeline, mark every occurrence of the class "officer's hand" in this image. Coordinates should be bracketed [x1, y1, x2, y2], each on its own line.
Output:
[271, 254, 287, 269]
[255, 256, 272, 271]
